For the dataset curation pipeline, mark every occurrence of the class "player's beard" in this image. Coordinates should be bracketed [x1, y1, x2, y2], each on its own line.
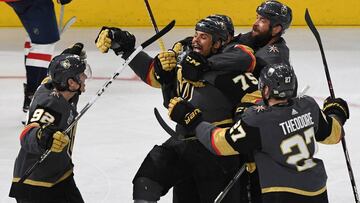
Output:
[252, 27, 273, 48]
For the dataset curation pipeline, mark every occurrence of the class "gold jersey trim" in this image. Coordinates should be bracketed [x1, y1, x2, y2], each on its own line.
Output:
[241, 90, 262, 103]
[212, 128, 238, 156]
[262, 185, 327, 196]
[13, 168, 73, 187]
[147, 64, 161, 88]
[320, 116, 342, 144]
[212, 118, 233, 127]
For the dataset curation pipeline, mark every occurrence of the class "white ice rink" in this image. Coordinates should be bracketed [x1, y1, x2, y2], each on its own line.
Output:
[0, 26, 359, 202]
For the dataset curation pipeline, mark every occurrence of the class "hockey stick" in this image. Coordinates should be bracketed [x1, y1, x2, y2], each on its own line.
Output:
[305, 9, 359, 203]
[58, 4, 76, 36]
[214, 164, 246, 203]
[58, 5, 64, 31]
[154, 107, 197, 140]
[60, 16, 76, 35]
[19, 20, 176, 183]
[144, 0, 166, 51]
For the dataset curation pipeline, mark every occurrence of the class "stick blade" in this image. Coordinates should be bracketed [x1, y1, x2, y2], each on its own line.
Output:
[154, 107, 178, 138]
[141, 20, 175, 48]
[305, 9, 321, 44]
[60, 16, 77, 35]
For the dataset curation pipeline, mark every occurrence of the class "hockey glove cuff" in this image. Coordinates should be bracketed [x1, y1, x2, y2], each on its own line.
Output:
[36, 124, 69, 153]
[181, 51, 210, 82]
[36, 124, 57, 148]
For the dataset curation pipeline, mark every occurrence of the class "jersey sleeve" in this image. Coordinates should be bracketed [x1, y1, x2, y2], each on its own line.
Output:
[315, 108, 344, 144]
[208, 44, 256, 73]
[128, 51, 161, 88]
[195, 119, 262, 156]
[19, 123, 45, 154]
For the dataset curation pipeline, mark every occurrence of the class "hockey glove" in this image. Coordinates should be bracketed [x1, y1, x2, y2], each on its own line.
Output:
[95, 27, 135, 56]
[168, 97, 203, 131]
[37, 124, 69, 153]
[61, 42, 87, 60]
[172, 36, 193, 54]
[180, 51, 210, 83]
[153, 51, 177, 84]
[57, 0, 72, 5]
[323, 97, 349, 125]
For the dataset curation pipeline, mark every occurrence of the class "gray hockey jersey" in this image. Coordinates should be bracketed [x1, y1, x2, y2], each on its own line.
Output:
[12, 82, 78, 187]
[195, 96, 343, 196]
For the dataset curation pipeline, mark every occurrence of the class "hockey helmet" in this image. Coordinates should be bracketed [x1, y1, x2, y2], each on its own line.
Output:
[207, 14, 234, 38]
[195, 17, 228, 44]
[48, 54, 90, 91]
[256, 0, 292, 32]
[259, 63, 296, 99]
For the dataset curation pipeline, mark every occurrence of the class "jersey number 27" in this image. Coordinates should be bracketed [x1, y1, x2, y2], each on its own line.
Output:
[280, 127, 317, 172]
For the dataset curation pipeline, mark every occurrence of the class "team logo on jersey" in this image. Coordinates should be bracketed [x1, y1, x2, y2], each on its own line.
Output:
[50, 90, 60, 98]
[254, 105, 266, 112]
[268, 45, 279, 53]
[292, 108, 298, 115]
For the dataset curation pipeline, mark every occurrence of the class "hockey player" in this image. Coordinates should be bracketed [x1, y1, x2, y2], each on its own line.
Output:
[207, 4, 293, 200]
[9, 43, 91, 203]
[237, 0, 292, 78]
[95, 17, 259, 202]
[3, 0, 72, 115]
[168, 63, 349, 203]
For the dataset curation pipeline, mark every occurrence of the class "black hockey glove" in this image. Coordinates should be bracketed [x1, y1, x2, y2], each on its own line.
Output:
[95, 27, 135, 56]
[168, 97, 203, 132]
[233, 102, 254, 121]
[61, 42, 86, 60]
[153, 51, 177, 84]
[58, 0, 72, 5]
[172, 36, 193, 54]
[323, 97, 349, 125]
[36, 124, 69, 152]
[180, 51, 210, 82]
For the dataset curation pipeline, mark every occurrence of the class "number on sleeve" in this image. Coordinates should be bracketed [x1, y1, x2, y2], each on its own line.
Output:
[230, 120, 247, 142]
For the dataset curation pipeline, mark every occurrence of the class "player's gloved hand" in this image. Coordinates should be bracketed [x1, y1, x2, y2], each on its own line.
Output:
[234, 102, 254, 121]
[153, 50, 177, 84]
[57, 0, 72, 5]
[95, 27, 135, 56]
[61, 42, 87, 60]
[180, 51, 209, 83]
[37, 124, 69, 153]
[168, 97, 203, 131]
[172, 36, 193, 54]
[323, 97, 349, 125]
